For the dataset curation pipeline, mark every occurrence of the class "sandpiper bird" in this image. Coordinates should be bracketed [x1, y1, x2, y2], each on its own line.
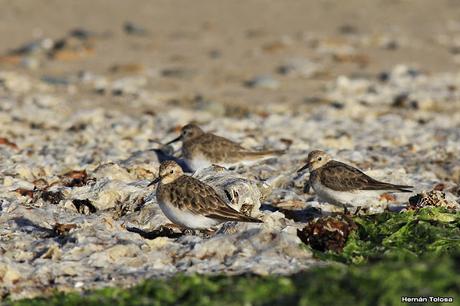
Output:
[297, 150, 413, 208]
[165, 123, 284, 171]
[148, 160, 263, 229]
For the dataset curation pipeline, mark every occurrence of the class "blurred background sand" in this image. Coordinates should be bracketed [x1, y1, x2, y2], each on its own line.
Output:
[1, 0, 460, 112]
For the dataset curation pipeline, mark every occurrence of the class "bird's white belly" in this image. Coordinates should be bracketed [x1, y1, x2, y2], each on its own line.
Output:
[159, 200, 219, 229]
[185, 156, 244, 171]
[185, 156, 213, 172]
[186, 155, 271, 171]
[312, 180, 380, 207]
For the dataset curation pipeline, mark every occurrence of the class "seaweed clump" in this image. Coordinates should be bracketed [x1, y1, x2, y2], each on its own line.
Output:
[297, 216, 357, 252]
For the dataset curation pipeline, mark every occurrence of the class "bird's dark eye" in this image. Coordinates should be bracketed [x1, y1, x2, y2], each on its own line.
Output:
[318, 157, 322, 161]
[170, 170, 174, 174]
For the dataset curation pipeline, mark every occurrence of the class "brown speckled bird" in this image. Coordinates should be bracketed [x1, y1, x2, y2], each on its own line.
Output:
[148, 160, 262, 229]
[297, 150, 413, 207]
[165, 123, 284, 171]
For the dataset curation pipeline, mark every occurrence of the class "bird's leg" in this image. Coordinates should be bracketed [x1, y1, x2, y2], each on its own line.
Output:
[342, 204, 350, 216]
[354, 206, 362, 216]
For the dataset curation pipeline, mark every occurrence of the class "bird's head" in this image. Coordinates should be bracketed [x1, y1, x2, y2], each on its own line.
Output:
[297, 150, 332, 172]
[165, 123, 204, 145]
[149, 160, 184, 186]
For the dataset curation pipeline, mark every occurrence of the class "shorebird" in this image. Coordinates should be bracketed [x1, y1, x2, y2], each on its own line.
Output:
[149, 160, 263, 229]
[297, 150, 413, 208]
[165, 123, 284, 171]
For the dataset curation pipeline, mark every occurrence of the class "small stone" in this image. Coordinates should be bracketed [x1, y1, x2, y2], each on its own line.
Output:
[111, 76, 147, 95]
[338, 24, 358, 35]
[124, 21, 149, 36]
[277, 58, 320, 77]
[244, 75, 279, 89]
[161, 68, 196, 79]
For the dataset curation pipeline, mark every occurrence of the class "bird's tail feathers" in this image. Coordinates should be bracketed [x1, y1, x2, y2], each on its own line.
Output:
[366, 181, 413, 193]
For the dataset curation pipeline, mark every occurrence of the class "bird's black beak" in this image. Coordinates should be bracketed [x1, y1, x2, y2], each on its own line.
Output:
[148, 176, 161, 186]
[297, 162, 310, 173]
[164, 135, 182, 146]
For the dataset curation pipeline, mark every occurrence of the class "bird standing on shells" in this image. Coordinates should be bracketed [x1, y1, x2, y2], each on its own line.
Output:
[165, 123, 285, 171]
[149, 160, 263, 229]
[297, 150, 413, 209]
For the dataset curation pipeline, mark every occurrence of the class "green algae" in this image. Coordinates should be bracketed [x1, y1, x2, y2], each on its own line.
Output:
[8, 256, 459, 306]
[314, 207, 460, 264]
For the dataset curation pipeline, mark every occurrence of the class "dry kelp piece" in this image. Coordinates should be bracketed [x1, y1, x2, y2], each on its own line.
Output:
[72, 199, 97, 214]
[0, 137, 18, 149]
[38, 190, 65, 205]
[111, 197, 145, 219]
[126, 226, 183, 239]
[60, 170, 89, 187]
[14, 188, 65, 205]
[297, 216, 357, 252]
[408, 190, 459, 211]
[14, 188, 35, 198]
[52, 223, 77, 236]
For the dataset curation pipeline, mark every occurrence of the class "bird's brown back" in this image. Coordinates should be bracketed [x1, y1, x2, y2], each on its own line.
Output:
[314, 160, 413, 192]
[183, 132, 282, 163]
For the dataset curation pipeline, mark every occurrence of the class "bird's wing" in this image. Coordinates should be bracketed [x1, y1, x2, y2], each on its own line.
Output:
[202, 133, 246, 152]
[171, 176, 262, 223]
[319, 160, 412, 192]
[193, 133, 250, 162]
[201, 133, 284, 162]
